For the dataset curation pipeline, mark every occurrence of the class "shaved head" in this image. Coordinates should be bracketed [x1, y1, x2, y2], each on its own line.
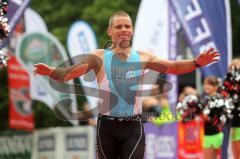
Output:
[109, 11, 131, 27]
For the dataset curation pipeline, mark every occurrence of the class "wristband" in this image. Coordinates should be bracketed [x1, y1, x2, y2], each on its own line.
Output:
[193, 58, 201, 67]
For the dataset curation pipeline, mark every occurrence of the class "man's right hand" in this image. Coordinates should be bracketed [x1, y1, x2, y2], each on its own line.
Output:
[33, 63, 54, 76]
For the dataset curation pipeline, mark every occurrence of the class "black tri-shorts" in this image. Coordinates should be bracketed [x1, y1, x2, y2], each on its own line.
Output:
[96, 115, 145, 159]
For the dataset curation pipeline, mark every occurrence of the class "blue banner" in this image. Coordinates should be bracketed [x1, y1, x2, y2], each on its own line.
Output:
[170, 0, 232, 78]
[144, 122, 178, 159]
[1, 0, 30, 48]
[8, 0, 30, 32]
[67, 20, 98, 110]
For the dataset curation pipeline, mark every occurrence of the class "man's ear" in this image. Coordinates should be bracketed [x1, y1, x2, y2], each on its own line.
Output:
[107, 27, 111, 36]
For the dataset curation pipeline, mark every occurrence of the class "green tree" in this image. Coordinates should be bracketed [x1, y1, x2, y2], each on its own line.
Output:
[30, 0, 94, 46]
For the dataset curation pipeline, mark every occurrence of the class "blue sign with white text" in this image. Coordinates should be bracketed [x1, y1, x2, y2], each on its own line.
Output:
[171, 0, 231, 78]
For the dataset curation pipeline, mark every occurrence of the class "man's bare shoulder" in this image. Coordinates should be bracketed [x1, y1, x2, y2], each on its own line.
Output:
[86, 49, 104, 63]
[92, 49, 104, 58]
[90, 49, 105, 69]
[137, 50, 156, 61]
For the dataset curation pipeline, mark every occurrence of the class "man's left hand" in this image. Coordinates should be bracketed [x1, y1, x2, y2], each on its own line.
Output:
[195, 48, 220, 67]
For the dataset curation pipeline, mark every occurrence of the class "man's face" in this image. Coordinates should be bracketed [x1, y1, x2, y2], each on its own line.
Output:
[108, 16, 133, 45]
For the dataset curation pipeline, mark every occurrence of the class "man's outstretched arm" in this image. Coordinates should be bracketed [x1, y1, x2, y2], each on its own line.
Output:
[33, 50, 102, 81]
[145, 48, 220, 75]
[34, 63, 89, 81]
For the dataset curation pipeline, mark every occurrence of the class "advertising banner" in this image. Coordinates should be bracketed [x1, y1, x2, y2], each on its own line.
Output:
[178, 120, 204, 159]
[144, 122, 178, 159]
[170, 0, 232, 78]
[0, 131, 32, 159]
[67, 20, 98, 109]
[8, 55, 34, 131]
[32, 126, 95, 159]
